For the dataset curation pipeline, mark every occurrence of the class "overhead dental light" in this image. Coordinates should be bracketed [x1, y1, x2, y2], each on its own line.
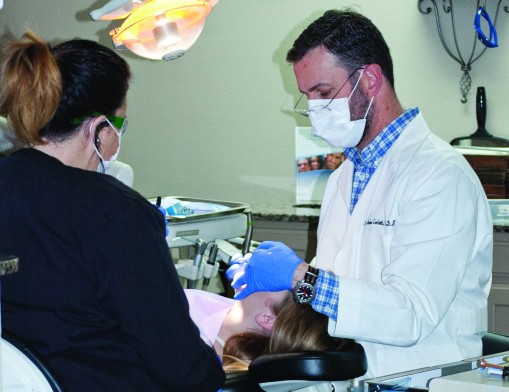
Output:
[90, 0, 219, 61]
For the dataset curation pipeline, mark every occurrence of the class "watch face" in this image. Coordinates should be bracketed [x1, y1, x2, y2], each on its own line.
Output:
[294, 282, 316, 304]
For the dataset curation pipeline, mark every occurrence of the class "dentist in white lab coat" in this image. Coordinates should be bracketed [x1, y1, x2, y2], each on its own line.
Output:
[228, 9, 493, 380]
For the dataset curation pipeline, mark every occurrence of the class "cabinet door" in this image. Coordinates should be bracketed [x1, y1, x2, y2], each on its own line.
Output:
[252, 219, 317, 260]
[493, 232, 509, 276]
[490, 233, 509, 334]
[488, 284, 509, 335]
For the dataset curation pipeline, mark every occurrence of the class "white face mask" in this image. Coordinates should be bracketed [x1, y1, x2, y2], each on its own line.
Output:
[91, 118, 122, 173]
[308, 70, 374, 149]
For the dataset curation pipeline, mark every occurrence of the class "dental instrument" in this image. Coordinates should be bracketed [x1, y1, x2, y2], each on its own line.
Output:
[202, 242, 218, 291]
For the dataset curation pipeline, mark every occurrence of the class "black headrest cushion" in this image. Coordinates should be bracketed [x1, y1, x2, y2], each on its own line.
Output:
[249, 342, 367, 383]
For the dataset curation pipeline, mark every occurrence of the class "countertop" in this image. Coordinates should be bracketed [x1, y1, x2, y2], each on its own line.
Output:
[250, 203, 320, 223]
[250, 201, 509, 231]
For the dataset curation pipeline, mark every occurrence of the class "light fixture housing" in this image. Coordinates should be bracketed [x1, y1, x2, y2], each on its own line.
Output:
[91, 0, 219, 61]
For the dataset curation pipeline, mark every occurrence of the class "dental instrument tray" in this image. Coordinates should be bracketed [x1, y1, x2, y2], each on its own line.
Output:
[148, 196, 251, 248]
[157, 196, 250, 222]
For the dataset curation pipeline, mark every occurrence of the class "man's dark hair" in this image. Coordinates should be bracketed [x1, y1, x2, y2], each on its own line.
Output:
[287, 9, 395, 88]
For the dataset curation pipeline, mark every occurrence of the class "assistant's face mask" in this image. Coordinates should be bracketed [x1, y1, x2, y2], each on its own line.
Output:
[91, 118, 122, 173]
[308, 69, 374, 149]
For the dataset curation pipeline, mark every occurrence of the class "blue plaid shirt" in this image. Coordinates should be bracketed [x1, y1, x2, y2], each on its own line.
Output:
[345, 107, 419, 213]
[311, 107, 419, 320]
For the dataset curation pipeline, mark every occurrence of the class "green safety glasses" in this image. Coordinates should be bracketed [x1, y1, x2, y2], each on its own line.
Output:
[71, 113, 128, 136]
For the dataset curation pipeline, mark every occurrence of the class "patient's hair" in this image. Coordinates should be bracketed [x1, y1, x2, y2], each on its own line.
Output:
[222, 332, 270, 369]
[222, 298, 352, 370]
[270, 298, 352, 353]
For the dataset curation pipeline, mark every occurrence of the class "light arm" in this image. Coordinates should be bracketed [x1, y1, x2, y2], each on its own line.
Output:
[90, 0, 144, 21]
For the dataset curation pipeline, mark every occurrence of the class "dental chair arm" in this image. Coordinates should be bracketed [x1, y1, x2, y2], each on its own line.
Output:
[223, 370, 263, 392]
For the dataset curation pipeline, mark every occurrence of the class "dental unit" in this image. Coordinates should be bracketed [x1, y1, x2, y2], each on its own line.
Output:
[152, 196, 253, 291]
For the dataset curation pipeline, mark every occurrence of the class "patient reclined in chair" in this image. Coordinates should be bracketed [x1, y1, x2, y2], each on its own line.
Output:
[217, 297, 367, 392]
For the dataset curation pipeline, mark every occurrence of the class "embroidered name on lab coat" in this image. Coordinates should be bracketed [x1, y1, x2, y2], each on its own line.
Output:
[364, 219, 395, 227]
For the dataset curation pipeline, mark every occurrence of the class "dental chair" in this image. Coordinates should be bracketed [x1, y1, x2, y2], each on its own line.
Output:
[222, 333, 509, 392]
[222, 342, 367, 392]
[1, 331, 63, 392]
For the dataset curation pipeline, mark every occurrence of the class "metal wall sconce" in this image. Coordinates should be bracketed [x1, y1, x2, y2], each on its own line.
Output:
[418, 0, 508, 103]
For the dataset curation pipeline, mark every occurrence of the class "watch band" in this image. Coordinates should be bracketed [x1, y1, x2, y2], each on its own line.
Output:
[304, 265, 319, 286]
[293, 265, 319, 304]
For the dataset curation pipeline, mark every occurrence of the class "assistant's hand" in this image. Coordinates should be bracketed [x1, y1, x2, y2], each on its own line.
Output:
[229, 241, 303, 300]
[153, 202, 169, 236]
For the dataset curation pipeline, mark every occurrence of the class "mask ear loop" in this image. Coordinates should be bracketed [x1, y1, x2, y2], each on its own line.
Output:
[89, 122, 106, 173]
[88, 120, 99, 147]
[362, 96, 375, 120]
[346, 68, 373, 120]
[347, 68, 365, 101]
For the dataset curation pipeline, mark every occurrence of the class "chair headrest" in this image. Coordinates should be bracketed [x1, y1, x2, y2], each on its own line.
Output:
[249, 343, 367, 383]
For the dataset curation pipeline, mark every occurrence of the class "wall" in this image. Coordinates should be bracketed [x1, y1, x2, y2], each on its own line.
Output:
[1, 0, 508, 208]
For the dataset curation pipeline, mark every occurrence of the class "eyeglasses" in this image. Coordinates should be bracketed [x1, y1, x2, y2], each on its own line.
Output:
[71, 113, 129, 136]
[294, 67, 364, 117]
[474, 6, 498, 48]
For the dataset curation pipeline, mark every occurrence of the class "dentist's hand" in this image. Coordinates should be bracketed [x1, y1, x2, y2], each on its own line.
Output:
[225, 253, 251, 281]
[228, 241, 304, 300]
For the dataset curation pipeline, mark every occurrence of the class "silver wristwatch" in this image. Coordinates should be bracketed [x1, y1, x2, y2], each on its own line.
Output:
[293, 265, 319, 304]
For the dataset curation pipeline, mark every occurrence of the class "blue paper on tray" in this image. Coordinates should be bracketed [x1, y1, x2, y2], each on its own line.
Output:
[161, 198, 229, 217]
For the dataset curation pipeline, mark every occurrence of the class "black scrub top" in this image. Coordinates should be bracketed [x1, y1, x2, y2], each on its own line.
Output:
[0, 148, 225, 391]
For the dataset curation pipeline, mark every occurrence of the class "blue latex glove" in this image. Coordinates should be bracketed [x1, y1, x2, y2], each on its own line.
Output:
[229, 241, 303, 300]
[225, 253, 251, 281]
[153, 202, 169, 236]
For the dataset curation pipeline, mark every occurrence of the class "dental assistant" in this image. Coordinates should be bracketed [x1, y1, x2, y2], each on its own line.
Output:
[228, 9, 493, 379]
[0, 32, 225, 391]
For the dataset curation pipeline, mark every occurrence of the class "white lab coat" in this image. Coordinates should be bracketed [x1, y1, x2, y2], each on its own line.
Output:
[315, 113, 493, 379]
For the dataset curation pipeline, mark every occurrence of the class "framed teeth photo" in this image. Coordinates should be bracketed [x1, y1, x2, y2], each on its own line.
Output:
[295, 127, 345, 205]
